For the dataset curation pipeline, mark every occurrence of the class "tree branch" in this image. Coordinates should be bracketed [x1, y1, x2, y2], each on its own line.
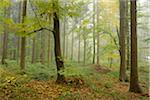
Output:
[27, 27, 54, 35]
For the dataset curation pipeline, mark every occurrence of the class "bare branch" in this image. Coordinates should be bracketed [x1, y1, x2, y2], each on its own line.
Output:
[27, 27, 54, 35]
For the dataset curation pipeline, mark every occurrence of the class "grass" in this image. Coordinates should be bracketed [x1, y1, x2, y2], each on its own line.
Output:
[0, 60, 149, 99]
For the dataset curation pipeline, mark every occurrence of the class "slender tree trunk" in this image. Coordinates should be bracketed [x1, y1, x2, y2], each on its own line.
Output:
[53, 11, 65, 83]
[1, 6, 10, 65]
[20, 0, 27, 70]
[119, 0, 128, 82]
[17, 1, 22, 64]
[83, 37, 86, 64]
[31, 37, 36, 63]
[125, 0, 130, 70]
[20, 37, 26, 69]
[40, 32, 45, 64]
[96, 0, 100, 65]
[1, 28, 8, 65]
[0, 34, 2, 57]
[129, 0, 142, 93]
[17, 37, 20, 63]
[78, 33, 81, 63]
[47, 33, 51, 65]
[92, 0, 96, 64]
[65, 35, 68, 60]
[63, 16, 66, 58]
[13, 37, 17, 60]
[71, 32, 74, 60]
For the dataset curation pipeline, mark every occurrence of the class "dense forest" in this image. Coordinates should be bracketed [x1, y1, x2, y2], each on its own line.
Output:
[0, 0, 149, 99]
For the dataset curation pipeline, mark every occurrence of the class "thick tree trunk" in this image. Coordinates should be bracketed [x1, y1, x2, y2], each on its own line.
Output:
[119, 0, 128, 82]
[129, 0, 142, 93]
[20, 0, 27, 70]
[53, 12, 65, 83]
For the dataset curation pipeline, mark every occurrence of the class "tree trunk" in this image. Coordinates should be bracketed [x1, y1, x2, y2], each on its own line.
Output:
[40, 32, 45, 64]
[31, 37, 36, 64]
[47, 33, 51, 65]
[83, 37, 86, 64]
[92, 0, 96, 64]
[17, 37, 20, 63]
[129, 0, 142, 93]
[63, 16, 66, 58]
[17, 1, 22, 64]
[96, 0, 100, 65]
[1, 6, 10, 65]
[78, 33, 81, 63]
[12, 36, 17, 60]
[71, 32, 74, 60]
[125, 0, 130, 70]
[65, 35, 69, 60]
[1, 28, 8, 65]
[119, 0, 128, 82]
[20, 0, 27, 70]
[53, 12, 65, 83]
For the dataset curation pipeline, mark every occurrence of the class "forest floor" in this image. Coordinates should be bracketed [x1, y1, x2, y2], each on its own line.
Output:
[0, 60, 149, 100]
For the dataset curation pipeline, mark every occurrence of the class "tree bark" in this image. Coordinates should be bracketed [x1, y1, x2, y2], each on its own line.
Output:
[78, 33, 81, 63]
[129, 0, 142, 93]
[20, 0, 27, 70]
[53, 11, 65, 83]
[96, 0, 100, 65]
[125, 0, 130, 70]
[31, 37, 36, 64]
[119, 0, 128, 82]
[71, 32, 74, 60]
[17, 1, 22, 64]
[47, 33, 51, 65]
[92, 0, 96, 64]
[1, 28, 8, 65]
[1, 6, 10, 65]
[40, 32, 45, 64]
[83, 37, 86, 64]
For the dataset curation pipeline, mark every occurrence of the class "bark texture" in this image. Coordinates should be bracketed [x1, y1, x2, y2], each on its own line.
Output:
[119, 0, 128, 82]
[53, 12, 65, 83]
[20, 0, 27, 70]
[129, 0, 142, 93]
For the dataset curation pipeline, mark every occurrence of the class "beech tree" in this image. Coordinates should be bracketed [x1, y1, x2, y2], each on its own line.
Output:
[129, 0, 142, 93]
[119, 0, 128, 82]
[20, 0, 27, 70]
[53, 1, 65, 83]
